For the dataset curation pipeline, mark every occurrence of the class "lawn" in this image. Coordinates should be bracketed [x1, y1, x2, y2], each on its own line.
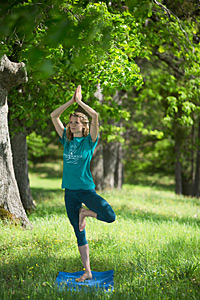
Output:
[0, 162, 200, 300]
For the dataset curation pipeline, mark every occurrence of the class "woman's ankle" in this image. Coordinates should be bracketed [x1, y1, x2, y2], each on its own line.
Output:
[85, 268, 92, 275]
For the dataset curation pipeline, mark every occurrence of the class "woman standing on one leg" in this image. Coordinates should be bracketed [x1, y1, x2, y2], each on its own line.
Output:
[50, 85, 116, 282]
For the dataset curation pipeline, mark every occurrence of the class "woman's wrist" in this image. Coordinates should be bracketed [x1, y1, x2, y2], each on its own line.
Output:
[76, 99, 82, 105]
[69, 98, 74, 104]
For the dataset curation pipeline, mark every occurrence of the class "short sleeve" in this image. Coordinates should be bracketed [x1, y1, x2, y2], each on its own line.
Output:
[59, 128, 67, 146]
[85, 133, 99, 150]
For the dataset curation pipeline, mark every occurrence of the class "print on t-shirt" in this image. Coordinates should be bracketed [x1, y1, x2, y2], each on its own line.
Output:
[63, 143, 83, 165]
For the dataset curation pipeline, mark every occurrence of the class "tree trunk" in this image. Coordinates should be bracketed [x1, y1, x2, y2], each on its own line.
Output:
[11, 130, 35, 211]
[91, 86, 124, 190]
[114, 142, 123, 189]
[191, 123, 195, 186]
[0, 55, 31, 227]
[91, 138, 104, 190]
[174, 137, 182, 195]
[193, 117, 200, 197]
[103, 142, 119, 189]
[91, 139, 123, 190]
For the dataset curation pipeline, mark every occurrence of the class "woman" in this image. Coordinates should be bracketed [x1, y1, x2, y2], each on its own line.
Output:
[50, 85, 116, 282]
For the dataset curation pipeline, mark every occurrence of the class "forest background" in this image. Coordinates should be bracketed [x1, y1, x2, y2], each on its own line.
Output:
[0, 0, 200, 225]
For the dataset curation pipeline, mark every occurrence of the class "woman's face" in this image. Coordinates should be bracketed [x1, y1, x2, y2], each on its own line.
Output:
[69, 116, 84, 136]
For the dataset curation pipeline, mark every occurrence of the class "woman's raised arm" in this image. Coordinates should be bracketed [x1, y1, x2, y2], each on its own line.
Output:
[50, 94, 75, 138]
[75, 85, 99, 142]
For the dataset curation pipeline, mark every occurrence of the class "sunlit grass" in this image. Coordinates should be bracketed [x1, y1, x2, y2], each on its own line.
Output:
[0, 164, 200, 299]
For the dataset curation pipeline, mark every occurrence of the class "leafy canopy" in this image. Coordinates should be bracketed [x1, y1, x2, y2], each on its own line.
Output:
[0, 0, 146, 141]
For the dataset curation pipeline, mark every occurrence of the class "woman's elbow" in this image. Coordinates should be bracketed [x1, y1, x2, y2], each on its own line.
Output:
[92, 112, 99, 122]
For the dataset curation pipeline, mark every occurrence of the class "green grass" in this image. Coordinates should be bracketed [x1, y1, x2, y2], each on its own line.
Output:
[0, 162, 200, 299]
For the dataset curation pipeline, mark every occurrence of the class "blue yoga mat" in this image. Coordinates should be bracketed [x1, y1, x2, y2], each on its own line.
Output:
[55, 270, 114, 292]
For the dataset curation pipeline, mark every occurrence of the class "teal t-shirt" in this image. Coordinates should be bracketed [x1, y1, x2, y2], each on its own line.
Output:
[59, 128, 99, 190]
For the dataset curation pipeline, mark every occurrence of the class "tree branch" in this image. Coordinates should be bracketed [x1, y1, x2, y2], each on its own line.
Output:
[153, 0, 195, 52]
[153, 0, 171, 18]
[63, 7, 83, 23]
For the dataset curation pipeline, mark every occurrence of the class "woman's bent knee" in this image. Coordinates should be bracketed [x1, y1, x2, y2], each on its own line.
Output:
[107, 211, 116, 223]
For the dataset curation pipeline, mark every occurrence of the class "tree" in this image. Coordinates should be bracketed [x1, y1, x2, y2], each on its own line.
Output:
[11, 122, 35, 212]
[0, 0, 145, 221]
[193, 118, 200, 197]
[91, 88, 126, 189]
[123, 0, 200, 195]
[0, 55, 31, 226]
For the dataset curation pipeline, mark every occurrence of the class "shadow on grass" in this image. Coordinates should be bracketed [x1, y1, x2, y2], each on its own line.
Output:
[29, 187, 65, 219]
[31, 188, 63, 201]
[29, 188, 65, 219]
[127, 178, 175, 192]
[29, 204, 66, 219]
[115, 205, 200, 227]
[29, 164, 63, 180]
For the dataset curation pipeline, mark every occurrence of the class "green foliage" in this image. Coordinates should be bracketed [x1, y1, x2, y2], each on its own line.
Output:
[126, 0, 153, 20]
[27, 132, 51, 159]
[0, 1, 144, 88]
[121, 0, 200, 189]
[1, 0, 146, 143]
[124, 137, 175, 182]
[26, 132, 63, 163]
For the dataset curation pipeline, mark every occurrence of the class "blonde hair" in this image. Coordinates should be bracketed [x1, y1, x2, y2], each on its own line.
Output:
[66, 112, 89, 141]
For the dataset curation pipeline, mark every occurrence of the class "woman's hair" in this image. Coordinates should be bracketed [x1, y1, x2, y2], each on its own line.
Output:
[66, 112, 89, 141]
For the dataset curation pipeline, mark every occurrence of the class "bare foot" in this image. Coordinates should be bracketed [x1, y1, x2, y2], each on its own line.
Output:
[75, 272, 92, 282]
[79, 208, 86, 232]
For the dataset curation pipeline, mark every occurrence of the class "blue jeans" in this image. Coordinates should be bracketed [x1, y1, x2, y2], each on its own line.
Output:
[65, 189, 116, 247]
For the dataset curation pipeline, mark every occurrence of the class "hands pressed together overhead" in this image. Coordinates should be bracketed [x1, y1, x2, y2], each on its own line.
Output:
[51, 84, 98, 141]
[72, 85, 82, 104]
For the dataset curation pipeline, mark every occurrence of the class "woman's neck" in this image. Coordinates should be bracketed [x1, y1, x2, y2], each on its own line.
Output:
[73, 133, 83, 138]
